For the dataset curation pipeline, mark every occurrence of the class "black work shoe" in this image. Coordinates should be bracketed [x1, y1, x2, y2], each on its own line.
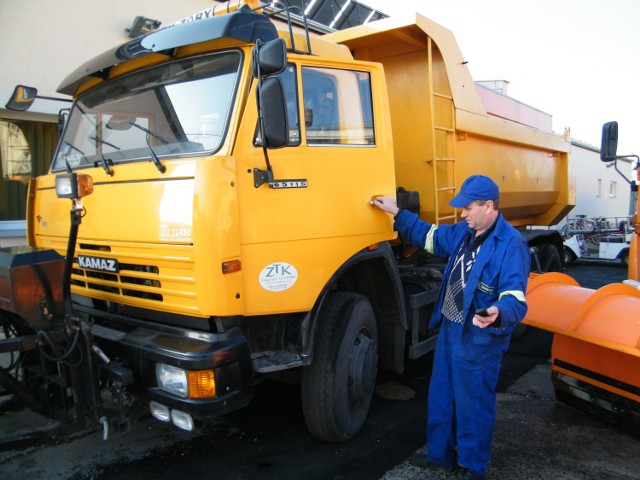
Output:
[408, 453, 458, 473]
[455, 466, 485, 480]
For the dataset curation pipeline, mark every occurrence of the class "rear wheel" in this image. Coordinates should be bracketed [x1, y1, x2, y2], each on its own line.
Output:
[532, 243, 563, 273]
[540, 243, 563, 272]
[517, 243, 562, 341]
[301, 292, 378, 442]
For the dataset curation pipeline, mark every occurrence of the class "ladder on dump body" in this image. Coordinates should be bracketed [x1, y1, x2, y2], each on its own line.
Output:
[426, 37, 457, 225]
[407, 37, 459, 360]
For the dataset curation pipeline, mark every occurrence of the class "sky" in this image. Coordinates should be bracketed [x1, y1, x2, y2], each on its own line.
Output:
[362, 0, 640, 156]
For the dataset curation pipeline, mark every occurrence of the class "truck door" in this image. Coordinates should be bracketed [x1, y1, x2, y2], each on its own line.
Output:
[233, 61, 395, 315]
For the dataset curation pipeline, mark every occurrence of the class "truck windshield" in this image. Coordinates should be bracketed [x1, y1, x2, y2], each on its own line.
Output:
[52, 51, 242, 171]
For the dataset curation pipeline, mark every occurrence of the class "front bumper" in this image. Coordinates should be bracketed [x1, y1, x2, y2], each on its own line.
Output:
[81, 305, 254, 416]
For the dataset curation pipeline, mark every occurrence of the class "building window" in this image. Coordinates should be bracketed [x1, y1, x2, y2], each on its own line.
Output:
[0, 119, 57, 221]
[609, 181, 617, 198]
[596, 178, 602, 197]
[0, 120, 32, 182]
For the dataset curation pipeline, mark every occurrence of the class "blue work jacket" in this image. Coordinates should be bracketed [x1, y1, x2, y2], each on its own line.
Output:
[394, 209, 530, 345]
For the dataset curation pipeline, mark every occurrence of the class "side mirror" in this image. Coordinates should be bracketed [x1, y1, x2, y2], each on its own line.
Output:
[253, 38, 287, 78]
[57, 109, 70, 139]
[259, 76, 288, 149]
[5, 85, 38, 112]
[600, 121, 618, 162]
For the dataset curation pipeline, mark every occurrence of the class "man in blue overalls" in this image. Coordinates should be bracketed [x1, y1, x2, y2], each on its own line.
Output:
[372, 175, 530, 480]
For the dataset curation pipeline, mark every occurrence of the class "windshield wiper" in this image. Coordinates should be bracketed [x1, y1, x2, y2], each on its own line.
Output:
[89, 135, 127, 158]
[128, 122, 169, 173]
[97, 152, 114, 176]
[63, 141, 85, 156]
[88, 135, 114, 176]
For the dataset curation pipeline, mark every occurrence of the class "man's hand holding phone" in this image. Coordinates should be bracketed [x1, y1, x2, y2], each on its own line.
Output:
[473, 306, 499, 328]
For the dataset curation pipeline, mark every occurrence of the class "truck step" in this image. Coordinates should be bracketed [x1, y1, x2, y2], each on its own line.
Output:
[252, 351, 303, 373]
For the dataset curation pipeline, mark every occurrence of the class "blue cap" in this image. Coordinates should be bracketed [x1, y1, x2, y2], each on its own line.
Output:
[449, 175, 499, 208]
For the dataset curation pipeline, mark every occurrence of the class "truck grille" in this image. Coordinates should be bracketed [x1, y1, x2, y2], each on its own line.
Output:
[72, 258, 163, 302]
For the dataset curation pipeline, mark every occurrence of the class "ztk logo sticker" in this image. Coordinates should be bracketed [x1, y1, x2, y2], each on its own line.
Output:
[259, 262, 298, 292]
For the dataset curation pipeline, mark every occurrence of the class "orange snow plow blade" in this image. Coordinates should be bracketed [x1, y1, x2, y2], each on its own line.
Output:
[523, 272, 640, 434]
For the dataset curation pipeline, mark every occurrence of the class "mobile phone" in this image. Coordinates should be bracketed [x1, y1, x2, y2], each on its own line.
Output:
[475, 308, 490, 317]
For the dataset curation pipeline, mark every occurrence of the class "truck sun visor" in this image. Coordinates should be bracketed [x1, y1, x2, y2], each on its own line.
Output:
[57, 5, 278, 96]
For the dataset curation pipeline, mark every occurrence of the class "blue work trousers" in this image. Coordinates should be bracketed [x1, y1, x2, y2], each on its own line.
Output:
[426, 319, 507, 477]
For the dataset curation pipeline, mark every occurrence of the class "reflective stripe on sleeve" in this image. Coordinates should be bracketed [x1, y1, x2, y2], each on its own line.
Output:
[424, 225, 438, 253]
[499, 290, 526, 303]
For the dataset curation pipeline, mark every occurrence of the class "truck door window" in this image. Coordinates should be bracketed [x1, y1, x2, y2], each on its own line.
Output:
[51, 51, 242, 172]
[302, 67, 374, 146]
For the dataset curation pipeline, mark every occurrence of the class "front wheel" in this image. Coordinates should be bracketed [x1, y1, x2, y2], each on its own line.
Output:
[301, 292, 378, 442]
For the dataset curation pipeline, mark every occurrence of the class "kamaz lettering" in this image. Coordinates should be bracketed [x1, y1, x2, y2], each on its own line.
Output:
[78, 255, 119, 273]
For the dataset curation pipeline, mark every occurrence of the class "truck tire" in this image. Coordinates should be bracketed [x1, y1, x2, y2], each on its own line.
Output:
[301, 292, 378, 442]
[515, 243, 563, 342]
[540, 243, 562, 272]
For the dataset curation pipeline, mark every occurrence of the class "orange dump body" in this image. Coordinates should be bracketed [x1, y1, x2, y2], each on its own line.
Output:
[523, 272, 640, 433]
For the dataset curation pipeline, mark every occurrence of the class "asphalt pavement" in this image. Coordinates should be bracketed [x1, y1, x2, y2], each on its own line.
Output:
[382, 260, 640, 480]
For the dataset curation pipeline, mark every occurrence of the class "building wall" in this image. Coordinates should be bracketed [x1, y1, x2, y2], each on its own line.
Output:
[1, 0, 213, 111]
[563, 140, 633, 230]
[0, 0, 213, 244]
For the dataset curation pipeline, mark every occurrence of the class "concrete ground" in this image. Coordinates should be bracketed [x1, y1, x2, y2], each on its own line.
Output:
[381, 362, 640, 479]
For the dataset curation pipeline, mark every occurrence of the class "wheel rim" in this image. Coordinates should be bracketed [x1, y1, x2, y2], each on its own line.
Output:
[347, 328, 377, 408]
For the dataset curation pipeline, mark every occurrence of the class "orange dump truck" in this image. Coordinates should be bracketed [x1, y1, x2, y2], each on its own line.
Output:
[524, 122, 640, 435]
[1, 1, 571, 442]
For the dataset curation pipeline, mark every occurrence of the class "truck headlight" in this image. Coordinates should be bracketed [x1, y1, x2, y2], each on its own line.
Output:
[55, 173, 94, 199]
[156, 364, 188, 398]
[156, 363, 216, 399]
[150, 401, 171, 422]
[171, 410, 194, 431]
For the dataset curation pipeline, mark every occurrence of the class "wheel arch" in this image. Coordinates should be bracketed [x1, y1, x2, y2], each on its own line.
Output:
[303, 242, 407, 373]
